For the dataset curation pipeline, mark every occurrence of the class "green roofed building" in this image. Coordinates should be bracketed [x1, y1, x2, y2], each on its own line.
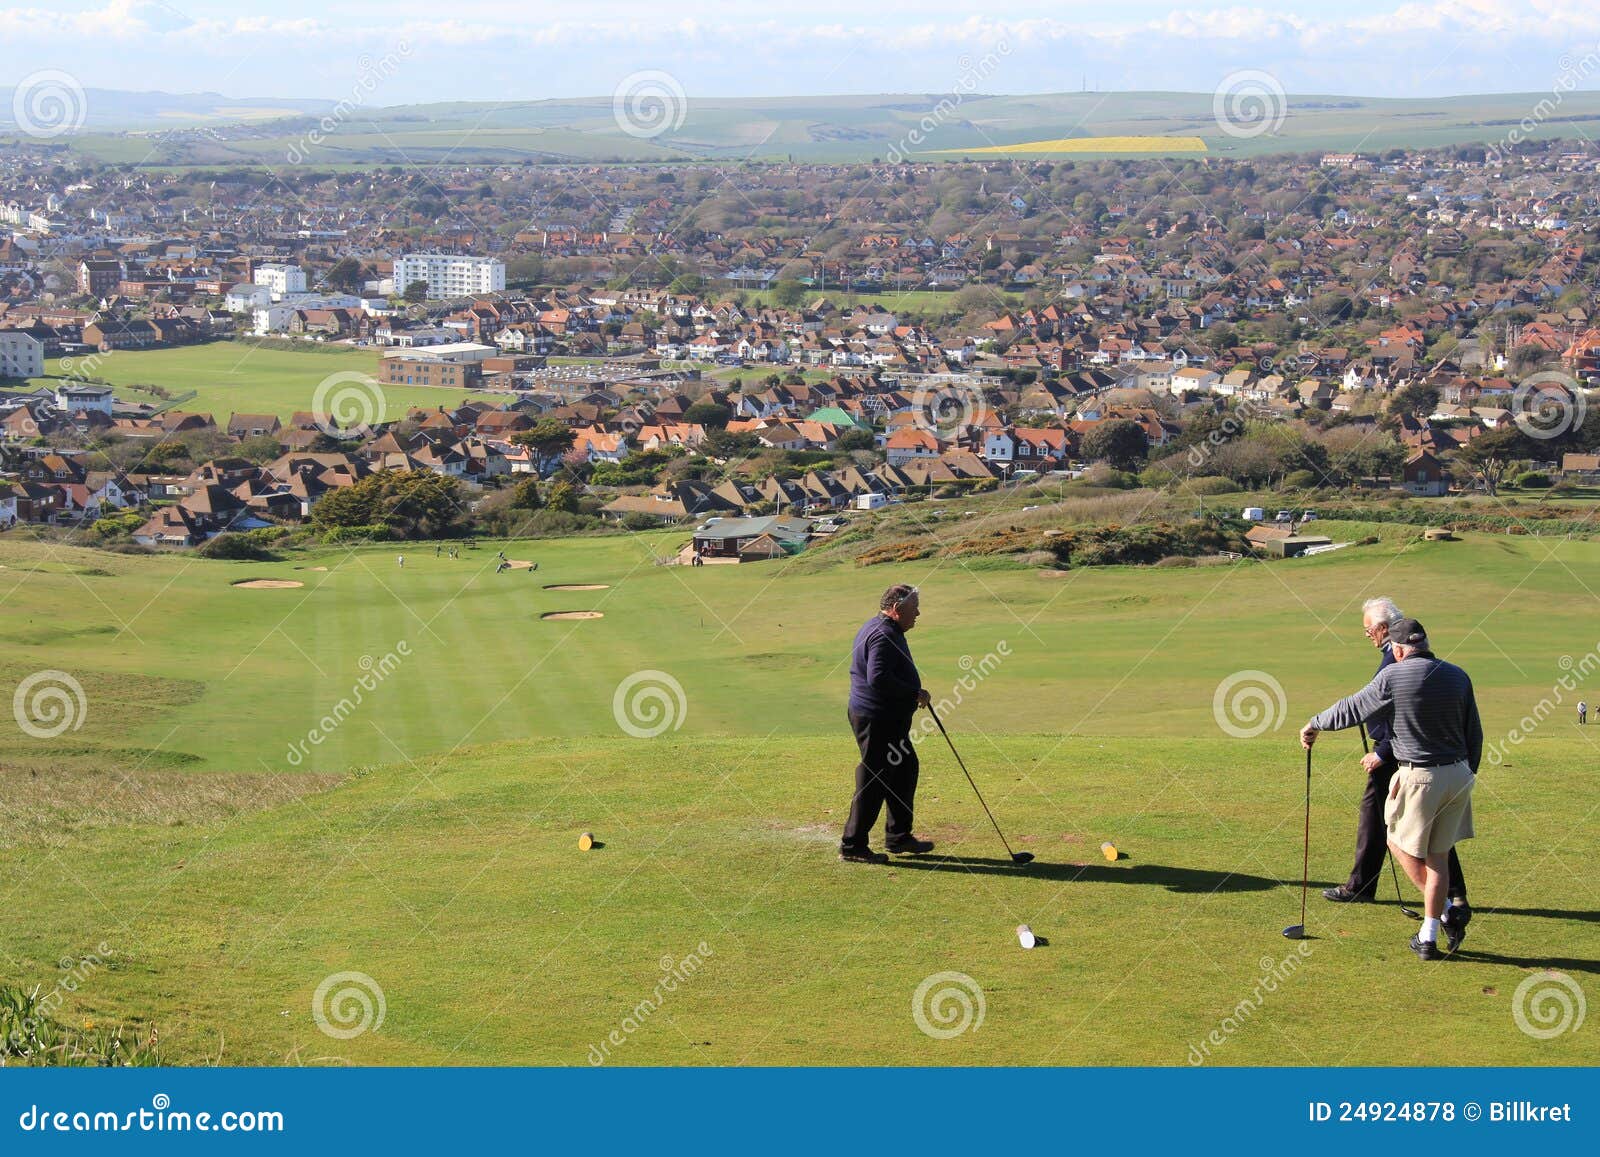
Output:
[692, 515, 812, 560]
[805, 406, 868, 428]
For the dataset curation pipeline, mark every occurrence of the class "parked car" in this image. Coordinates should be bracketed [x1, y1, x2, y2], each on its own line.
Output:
[1275, 509, 1293, 522]
[1300, 510, 1318, 521]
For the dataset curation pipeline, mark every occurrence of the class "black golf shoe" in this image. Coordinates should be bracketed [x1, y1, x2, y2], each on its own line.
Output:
[1409, 934, 1444, 961]
[1442, 903, 1471, 953]
[1322, 885, 1372, 903]
[887, 837, 935, 855]
[839, 847, 889, 864]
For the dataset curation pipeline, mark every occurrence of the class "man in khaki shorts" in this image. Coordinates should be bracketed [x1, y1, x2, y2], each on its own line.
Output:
[1300, 617, 1482, 960]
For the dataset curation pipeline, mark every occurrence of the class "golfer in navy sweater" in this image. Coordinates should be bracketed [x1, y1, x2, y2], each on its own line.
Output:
[840, 584, 934, 864]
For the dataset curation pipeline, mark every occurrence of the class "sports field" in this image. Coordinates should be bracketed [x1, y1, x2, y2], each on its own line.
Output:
[0, 527, 1596, 1064]
[28, 343, 500, 423]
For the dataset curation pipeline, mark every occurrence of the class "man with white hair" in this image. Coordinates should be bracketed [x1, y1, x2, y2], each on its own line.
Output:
[1321, 599, 1470, 942]
[1302, 617, 1481, 960]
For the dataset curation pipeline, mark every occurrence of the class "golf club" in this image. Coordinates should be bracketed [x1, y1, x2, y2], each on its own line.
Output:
[1283, 745, 1310, 940]
[926, 704, 1034, 865]
[1360, 725, 1422, 920]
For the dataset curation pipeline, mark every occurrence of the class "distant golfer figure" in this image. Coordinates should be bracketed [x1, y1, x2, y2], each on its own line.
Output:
[1579, 700, 1588, 725]
[397, 554, 404, 569]
[840, 584, 934, 864]
[1324, 598, 1468, 921]
[1301, 618, 1482, 960]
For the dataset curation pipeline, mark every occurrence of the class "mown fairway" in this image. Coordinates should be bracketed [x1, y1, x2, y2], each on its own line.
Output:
[28, 342, 500, 422]
[1, 526, 1597, 1064]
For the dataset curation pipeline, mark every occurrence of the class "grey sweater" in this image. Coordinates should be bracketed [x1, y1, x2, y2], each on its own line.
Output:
[1307, 652, 1483, 772]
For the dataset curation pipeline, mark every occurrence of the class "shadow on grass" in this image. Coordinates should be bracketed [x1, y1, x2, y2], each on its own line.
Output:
[888, 854, 1288, 893]
[1476, 905, 1600, 924]
[1450, 951, 1600, 975]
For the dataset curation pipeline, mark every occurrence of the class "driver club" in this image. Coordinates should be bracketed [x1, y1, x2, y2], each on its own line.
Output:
[1283, 745, 1311, 940]
[926, 704, 1034, 865]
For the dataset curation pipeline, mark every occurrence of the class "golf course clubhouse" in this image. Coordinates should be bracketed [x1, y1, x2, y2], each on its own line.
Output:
[690, 516, 812, 562]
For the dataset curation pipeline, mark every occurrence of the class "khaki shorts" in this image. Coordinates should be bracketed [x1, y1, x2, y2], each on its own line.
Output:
[1385, 760, 1475, 858]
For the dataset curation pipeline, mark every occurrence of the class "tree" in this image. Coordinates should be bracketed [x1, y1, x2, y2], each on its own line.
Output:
[770, 278, 808, 308]
[544, 481, 578, 513]
[511, 419, 577, 472]
[683, 399, 732, 429]
[236, 434, 284, 463]
[311, 470, 468, 539]
[833, 427, 877, 452]
[1386, 382, 1439, 423]
[1081, 419, 1149, 471]
[325, 257, 364, 293]
[510, 477, 543, 510]
[1458, 425, 1530, 497]
[402, 280, 429, 303]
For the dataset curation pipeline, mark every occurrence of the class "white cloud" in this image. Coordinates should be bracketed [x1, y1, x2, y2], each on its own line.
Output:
[3, 2, 1600, 100]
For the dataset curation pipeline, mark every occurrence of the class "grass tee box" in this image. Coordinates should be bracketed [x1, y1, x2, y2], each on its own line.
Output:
[0, 529, 1597, 1065]
[32, 342, 500, 422]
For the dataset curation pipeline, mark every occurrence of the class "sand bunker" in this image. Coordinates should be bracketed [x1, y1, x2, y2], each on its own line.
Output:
[543, 583, 609, 591]
[232, 578, 304, 589]
[541, 611, 604, 620]
[293, 566, 330, 572]
[505, 559, 536, 569]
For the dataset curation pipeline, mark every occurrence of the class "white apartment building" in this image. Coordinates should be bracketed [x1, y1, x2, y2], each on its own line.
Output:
[395, 253, 505, 299]
[0, 331, 44, 379]
[254, 263, 308, 299]
[226, 283, 272, 312]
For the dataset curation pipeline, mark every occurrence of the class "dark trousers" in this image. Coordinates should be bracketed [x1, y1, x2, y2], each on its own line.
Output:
[841, 710, 918, 850]
[1346, 761, 1467, 902]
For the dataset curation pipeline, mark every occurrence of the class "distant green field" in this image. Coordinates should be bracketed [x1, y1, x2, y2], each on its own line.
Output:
[29, 342, 500, 422]
[34, 90, 1600, 166]
[2, 527, 1596, 1065]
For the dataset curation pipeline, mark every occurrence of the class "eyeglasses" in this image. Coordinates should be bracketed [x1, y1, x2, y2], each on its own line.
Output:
[1362, 623, 1388, 637]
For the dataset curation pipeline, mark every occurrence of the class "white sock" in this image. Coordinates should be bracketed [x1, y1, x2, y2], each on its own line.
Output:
[1421, 917, 1441, 942]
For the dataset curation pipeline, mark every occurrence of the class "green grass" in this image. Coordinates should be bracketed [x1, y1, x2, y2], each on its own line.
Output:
[38, 90, 1600, 165]
[26, 342, 501, 422]
[1, 527, 1597, 1064]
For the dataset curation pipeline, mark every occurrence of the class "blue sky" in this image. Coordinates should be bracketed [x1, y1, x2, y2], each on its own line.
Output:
[1, 0, 1596, 103]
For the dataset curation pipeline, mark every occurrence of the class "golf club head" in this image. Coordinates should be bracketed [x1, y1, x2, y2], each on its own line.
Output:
[1281, 924, 1306, 940]
[1402, 907, 1422, 920]
[1012, 851, 1035, 865]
